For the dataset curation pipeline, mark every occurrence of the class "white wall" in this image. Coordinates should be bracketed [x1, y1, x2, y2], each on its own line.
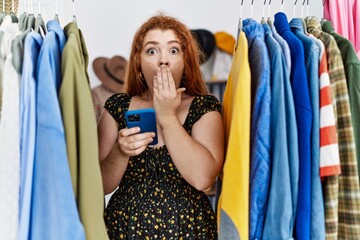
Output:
[18, 0, 323, 87]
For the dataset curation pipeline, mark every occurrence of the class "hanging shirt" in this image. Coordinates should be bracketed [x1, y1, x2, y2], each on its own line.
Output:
[18, 32, 43, 240]
[243, 19, 271, 240]
[268, 18, 292, 76]
[59, 22, 109, 240]
[217, 31, 251, 240]
[261, 23, 298, 240]
[290, 18, 326, 240]
[322, 20, 360, 183]
[308, 35, 341, 178]
[305, 16, 360, 240]
[275, 12, 313, 240]
[0, 15, 20, 240]
[29, 20, 85, 240]
[323, 0, 360, 59]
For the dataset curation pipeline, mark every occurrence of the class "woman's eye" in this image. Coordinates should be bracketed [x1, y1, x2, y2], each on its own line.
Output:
[170, 47, 179, 54]
[147, 48, 157, 55]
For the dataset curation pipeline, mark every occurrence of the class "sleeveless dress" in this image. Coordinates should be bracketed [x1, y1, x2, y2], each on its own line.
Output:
[104, 93, 221, 240]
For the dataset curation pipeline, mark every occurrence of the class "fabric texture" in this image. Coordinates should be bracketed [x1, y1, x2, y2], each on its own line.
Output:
[104, 93, 220, 239]
[59, 21, 109, 240]
[91, 84, 115, 122]
[322, 20, 360, 184]
[29, 20, 85, 240]
[290, 18, 327, 240]
[0, 15, 21, 240]
[275, 12, 313, 240]
[243, 19, 271, 240]
[18, 32, 42, 240]
[217, 31, 251, 240]
[323, 0, 360, 58]
[306, 16, 360, 240]
[261, 22, 297, 240]
[310, 34, 340, 178]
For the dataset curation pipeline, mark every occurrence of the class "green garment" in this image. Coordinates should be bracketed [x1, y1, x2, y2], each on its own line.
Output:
[59, 22, 109, 240]
[322, 20, 360, 183]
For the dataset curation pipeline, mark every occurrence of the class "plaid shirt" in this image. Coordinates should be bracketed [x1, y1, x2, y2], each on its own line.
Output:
[305, 16, 360, 240]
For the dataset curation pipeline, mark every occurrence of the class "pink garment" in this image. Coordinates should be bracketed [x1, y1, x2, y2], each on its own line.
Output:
[323, 0, 360, 59]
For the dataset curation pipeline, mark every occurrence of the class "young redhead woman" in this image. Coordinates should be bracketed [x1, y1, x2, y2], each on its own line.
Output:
[97, 13, 224, 239]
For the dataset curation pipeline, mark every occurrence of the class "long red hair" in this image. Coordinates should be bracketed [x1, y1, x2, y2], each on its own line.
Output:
[125, 13, 208, 97]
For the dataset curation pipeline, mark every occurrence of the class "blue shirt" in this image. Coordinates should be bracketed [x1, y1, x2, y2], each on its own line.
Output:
[290, 18, 325, 240]
[19, 32, 42, 240]
[30, 20, 85, 240]
[275, 12, 313, 240]
[261, 23, 298, 240]
[243, 19, 271, 240]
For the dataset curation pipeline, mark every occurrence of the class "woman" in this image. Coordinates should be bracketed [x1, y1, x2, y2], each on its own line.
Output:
[98, 13, 224, 239]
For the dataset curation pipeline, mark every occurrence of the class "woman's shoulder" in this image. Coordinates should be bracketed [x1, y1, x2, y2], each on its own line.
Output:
[104, 93, 130, 107]
[191, 94, 222, 113]
[104, 93, 131, 118]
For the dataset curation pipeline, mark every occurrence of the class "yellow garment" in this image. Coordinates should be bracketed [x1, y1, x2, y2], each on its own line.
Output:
[217, 31, 251, 240]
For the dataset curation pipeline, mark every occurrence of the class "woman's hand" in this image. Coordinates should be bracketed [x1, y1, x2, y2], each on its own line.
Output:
[152, 67, 186, 125]
[117, 127, 155, 156]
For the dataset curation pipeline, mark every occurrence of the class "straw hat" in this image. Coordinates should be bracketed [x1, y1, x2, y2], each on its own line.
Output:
[93, 55, 128, 93]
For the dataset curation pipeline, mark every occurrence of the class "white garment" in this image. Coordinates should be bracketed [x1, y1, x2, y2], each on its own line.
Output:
[0, 16, 21, 240]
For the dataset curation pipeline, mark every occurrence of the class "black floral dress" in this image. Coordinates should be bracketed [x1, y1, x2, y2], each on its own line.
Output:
[104, 93, 221, 240]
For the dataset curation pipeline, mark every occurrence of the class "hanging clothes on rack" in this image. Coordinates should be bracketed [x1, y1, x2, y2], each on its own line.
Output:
[289, 17, 327, 240]
[217, 30, 251, 240]
[29, 19, 85, 240]
[323, 0, 360, 59]
[261, 20, 299, 240]
[59, 20, 109, 240]
[305, 16, 360, 239]
[321, 20, 360, 184]
[242, 19, 271, 240]
[0, 14, 21, 240]
[18, 31, 42, 240]
[275, 12, 313, 240]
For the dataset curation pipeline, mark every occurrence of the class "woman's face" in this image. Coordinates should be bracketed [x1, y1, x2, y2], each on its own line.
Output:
[140, 29, 185, 91]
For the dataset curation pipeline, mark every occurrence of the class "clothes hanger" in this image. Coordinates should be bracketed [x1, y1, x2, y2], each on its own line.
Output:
[293, 0, 298, 19]
[281, 0, 284, 12]
[301, 0, 305, 18]
[54, 0, 60, 23]
[267, 0, 273, 27]
[306, 0, 309, 17]
[34, 0, 46, 37]
[301, 0, 309, 34]
[72, 0, 77, 23]
[250, 0, 254, 20]
[235, 0, 244, 50]
[261, 0, 267, 24]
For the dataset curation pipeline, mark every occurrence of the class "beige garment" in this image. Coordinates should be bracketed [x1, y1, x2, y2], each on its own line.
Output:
[0, 0, 18, 14]
[91, 84, 115, 122]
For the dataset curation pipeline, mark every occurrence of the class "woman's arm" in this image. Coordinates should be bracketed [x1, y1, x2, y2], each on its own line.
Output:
[98, 109, 155, 194]
[161, 111, 224, 191]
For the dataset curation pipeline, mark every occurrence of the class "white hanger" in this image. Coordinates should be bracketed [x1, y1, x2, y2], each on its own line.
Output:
[293, 0, 298, 18]
[72, 0, 77, 23]
[250, 0, 254, 19]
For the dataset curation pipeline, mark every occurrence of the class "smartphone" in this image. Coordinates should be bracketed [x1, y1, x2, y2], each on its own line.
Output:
[125, 108, 158, 145]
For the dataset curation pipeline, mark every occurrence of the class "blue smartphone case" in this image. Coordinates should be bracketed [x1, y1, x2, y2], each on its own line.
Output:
[125, 108, 158, 145]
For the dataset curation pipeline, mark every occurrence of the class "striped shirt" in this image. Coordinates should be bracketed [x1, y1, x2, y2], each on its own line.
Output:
[316, 38, 341, 177]
[305, 16, 360, 240]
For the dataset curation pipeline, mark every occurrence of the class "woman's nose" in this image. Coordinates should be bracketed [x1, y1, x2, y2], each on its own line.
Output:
[159, 55, 169, 67]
